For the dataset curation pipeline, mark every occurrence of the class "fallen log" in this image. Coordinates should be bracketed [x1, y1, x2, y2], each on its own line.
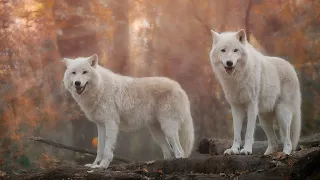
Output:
[3, 135, 319, 179]
[29, 136, 134, 164]
[4, 144, 320, 180]
[197, 133, 320, 155]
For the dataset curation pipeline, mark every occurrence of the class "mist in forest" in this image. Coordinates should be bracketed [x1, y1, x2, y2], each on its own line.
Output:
[0, 0, 319, 172]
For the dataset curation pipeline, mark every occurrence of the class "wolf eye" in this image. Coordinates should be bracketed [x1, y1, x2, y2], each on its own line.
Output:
[221, 49, 226, 52]
[83, 71, 88, 74]
[234, 49, 238, 52]
[71, 72, 76, 75]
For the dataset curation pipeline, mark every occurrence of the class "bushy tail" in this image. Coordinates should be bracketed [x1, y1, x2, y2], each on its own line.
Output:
[179, 113, 194, 158]
[291, 108, 301, 151]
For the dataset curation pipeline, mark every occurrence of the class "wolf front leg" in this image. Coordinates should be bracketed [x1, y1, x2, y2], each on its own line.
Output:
[224, 104, 246, 155]
[91, 119, 119, 169]
[240, 101, 258, 155]
[85, 122, 105, 167]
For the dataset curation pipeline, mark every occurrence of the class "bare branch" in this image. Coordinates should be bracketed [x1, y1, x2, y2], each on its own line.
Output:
[29, 136, 134, 164]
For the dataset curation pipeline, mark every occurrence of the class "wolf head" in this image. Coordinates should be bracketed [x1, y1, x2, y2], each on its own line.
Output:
[209, 29, 248, 75]
[62, 54, 101, 95]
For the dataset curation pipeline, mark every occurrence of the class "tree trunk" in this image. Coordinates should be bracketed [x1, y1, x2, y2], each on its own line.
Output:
[197, 133, 320, 155]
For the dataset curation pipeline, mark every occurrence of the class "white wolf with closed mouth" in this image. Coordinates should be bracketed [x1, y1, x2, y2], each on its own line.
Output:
[62, 54, 194, 168]
[209, 29, 301, 156]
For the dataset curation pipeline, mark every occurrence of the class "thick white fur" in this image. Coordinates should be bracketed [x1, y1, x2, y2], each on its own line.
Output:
[62, 55, 194, 168]
[209, 29, 301, 155]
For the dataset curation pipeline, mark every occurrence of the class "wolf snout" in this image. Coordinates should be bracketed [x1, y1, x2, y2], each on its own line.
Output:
[224, 61, 235, 74]
[74, 81, 87, 94]
[226, 61, 233, 67]
[75, 81, 81, 87]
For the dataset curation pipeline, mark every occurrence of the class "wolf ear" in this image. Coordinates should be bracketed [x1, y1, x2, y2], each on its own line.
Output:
[61, 58, 72, 68]
[210, 30, 220, 45]
[236, 29, 247, 44]
[88, 54, 98, 68]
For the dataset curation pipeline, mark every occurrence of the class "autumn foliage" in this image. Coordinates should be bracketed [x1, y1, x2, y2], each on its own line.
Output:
[0, 0, 319, 173]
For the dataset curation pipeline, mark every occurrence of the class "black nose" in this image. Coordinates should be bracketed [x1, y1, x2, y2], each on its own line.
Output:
[75, 81, 81, 86]
[226, 61, 233, 67]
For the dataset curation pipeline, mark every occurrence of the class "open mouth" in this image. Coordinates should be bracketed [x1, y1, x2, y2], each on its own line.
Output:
[224, 67, 235, 74]
[75, 82, 87, 94]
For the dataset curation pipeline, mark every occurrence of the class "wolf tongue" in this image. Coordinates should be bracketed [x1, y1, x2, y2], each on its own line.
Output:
[225, 67, 234, 74]
[76, 87, 83, 93]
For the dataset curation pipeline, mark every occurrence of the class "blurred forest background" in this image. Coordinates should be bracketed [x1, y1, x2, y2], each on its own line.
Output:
[0, 0, 319, 174]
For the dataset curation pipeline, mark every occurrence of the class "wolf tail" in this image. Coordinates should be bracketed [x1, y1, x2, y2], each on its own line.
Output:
[291, 107, 301, 151]
[179, 110, 195, 158]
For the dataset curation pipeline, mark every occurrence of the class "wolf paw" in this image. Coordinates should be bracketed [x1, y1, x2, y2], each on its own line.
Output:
[173, 157, 184, 161]
[263, 146, 278, 155]
[173, 153, 184, 159]
[85, 164, 94, 167]
[90, 159, 110, 169]
[91, 164, 104, 169]
[223, 148, 240, 155]
[240, 149, 252, 155]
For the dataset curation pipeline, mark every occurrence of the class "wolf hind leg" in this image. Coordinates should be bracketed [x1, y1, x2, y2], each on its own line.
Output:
[159, 120, 184, 159]
[148, 123, 174, 159]
[276, 103, 293, 155]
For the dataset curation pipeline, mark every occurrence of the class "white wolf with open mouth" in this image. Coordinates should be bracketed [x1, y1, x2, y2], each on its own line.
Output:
[62, 54, 194, 168]
[209, 29, 301, 156]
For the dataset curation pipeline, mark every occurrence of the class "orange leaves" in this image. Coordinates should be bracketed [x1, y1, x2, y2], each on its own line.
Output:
[278, 5, 294, 24]
[11, 132, 22, 141]
[92, 137, 98, 148]
[39, 153, 59, 169]
[40, 0, 55, 11]
[0, 0, 66, 171]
